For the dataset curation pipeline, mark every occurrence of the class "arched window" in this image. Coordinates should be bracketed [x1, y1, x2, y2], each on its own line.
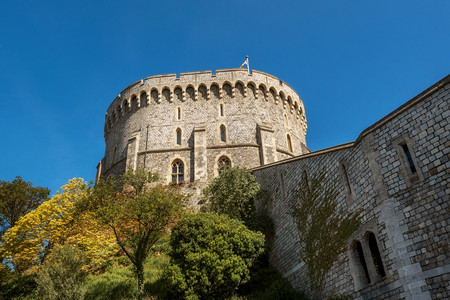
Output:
[218, 156, 231, 174]
[354, 241, 371, 285]
[220, 125, 226, 142]
[287, 134, 293, 153]
[140, 91, 148, 108]
[284, 114, 288, 127]
[219, 104, 224, 117]
[198, 85, 207, 100]
[176, 128, 181, 145]
[171, 160, 184, 184]
[368, 232, 386, 278]
[223, 83, 232, 97]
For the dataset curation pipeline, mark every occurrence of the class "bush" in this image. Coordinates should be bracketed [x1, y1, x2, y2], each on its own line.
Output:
[35, 244, 87, 300]
[0, 273, 36, 299]
[164, 213, 266, 300]
[202, 167, 260, 223]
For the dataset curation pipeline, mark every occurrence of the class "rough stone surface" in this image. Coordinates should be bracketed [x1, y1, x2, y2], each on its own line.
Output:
[253, 75, 450, 299]
[97, 69, 308, 199]
[98, 70, 449, 299]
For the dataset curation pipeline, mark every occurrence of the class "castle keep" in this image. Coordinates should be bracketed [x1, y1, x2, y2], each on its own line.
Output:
[97, 69, 308, 193]
[98, 70, 449, 299]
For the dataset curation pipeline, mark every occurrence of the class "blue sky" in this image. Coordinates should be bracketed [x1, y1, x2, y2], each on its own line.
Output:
[0, 0, 449, 195]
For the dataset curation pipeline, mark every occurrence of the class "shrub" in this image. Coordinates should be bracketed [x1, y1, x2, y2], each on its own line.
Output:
[202, 167, 260, 223]
[164, 213, 265, 300]
[35, 244, 87, 300]
[0, 273, 36, 299]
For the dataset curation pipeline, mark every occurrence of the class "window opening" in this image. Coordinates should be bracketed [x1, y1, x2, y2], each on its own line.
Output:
[220, 104, 224, 116]
[171, 160, 184, 184]
[368, 232, 386, 277]
[220, 125, 226, 142]
[287, 134, 293, 152]
[355, 241, 371, 284]
[218, 156, 231, 174]
[177, 107, 181, 120]
[342, 164, 352, 195]
[401, 144, 417, 173]
[176, 128, 181, 145]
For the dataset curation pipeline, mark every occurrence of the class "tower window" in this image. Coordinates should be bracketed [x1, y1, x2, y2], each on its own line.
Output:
[354, 241, 371, 285]
[220, 125, 226, 142]
[220, 104, 224, 117]
[177, 107, 181, 120]
[342, 163, 352, 195]
[218, 156, 231, 174]
[171, 160, 184, 184]
[401, 143, 417, 173]
[287, 134, 293, 153]
[368, 232, 386, 278]
[176, 128, 181, 145]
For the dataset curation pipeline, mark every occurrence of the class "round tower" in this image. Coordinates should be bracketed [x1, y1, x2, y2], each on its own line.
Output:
[97, 69, 308, 191]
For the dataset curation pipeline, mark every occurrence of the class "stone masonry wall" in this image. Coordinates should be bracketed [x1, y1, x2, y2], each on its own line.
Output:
[252, 75, 450, 299]
[98, 69, 309, 191]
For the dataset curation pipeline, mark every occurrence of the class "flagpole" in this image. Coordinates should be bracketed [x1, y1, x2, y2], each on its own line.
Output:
[246, 55, 250, 74]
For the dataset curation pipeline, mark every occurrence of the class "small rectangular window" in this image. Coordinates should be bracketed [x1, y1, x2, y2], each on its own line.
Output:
[401, 144, 417, 173]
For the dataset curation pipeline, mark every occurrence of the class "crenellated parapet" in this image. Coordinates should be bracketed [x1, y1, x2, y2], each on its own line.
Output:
[104, 69, 307, 135]
[99, 68, 309, 189]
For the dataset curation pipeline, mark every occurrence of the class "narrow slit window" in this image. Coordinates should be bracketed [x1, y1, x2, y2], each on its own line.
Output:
[220, 104, 224, 116]
[342, 164, 352, 195]
[176, 128, 181, 145]
[401, 144, 417, 173]
[287, 134, 293, 153]
[368, 232, 386, 278]
[177, 107, 181, 120]
[355, 241, 371, 284]
[220, 125, 226, 142]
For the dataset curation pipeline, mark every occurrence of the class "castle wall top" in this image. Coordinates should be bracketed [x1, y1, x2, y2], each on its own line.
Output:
[107, 69, 303, 114]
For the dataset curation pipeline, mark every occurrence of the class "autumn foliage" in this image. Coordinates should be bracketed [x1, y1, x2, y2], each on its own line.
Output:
[1, 178, 117, 274]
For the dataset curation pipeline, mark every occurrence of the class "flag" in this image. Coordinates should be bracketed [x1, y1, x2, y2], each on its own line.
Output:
[240, 57, 248, 68]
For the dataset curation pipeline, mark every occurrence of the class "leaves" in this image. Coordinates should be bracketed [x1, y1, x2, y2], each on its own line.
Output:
[1, 178, 117, 274]
[291, 169, 361, 291]
[202, 167, 260, 223]
[83, 169, 188, 299]
[165, 213, 266, 300]
[0, 176, 50, 236]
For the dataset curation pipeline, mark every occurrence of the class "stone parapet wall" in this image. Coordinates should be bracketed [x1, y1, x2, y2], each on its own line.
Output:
[253, 75, 450, 299]
[99, 69, 308, 188]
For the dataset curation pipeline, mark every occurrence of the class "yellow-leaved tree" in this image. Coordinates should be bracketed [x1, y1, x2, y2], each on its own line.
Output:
[1, 178, 118, 274]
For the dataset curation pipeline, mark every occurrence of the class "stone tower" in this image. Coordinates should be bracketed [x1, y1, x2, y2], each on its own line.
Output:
[97, 68, 308, 192]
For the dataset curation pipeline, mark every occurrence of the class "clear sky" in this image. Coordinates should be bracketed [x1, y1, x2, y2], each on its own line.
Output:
[0, 0, 449, 195]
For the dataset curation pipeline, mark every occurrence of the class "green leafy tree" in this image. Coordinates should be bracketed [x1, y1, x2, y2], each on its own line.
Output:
[0, 176, 50, 236]
[35, 244, 88, 300]
[82, 169, 187, 299]
[202, 166, 260, 223]
[291, 169, 361, 292]
[164, 213, 265, 300]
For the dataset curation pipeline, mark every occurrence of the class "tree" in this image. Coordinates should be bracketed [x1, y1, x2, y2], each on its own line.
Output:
[35, 244, 88, 300]
[0, 176, 50, 236]
[290, 169, 361, 292]
[201, 166, 260, 223]
[164, 213, 265, 300]
[1, 178, 117, 274]
[84, 169, 188, 299]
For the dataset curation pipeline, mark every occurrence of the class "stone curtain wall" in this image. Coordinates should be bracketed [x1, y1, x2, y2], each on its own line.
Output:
[253, 76, 450, 299]
[99, 69, 308, 191]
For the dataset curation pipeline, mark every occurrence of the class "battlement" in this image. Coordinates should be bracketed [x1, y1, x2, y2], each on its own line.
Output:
[105, 69, 306, 134]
